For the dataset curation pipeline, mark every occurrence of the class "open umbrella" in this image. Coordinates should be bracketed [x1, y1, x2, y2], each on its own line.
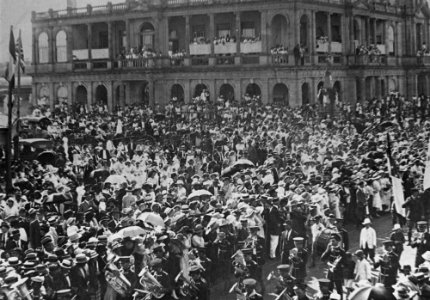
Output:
[349, 285, 396, 300]
[37, 151, 57, 165]
[108, 225, 148, 242]
[232, 159, 255, 169]
[188, 189, 213, 200]
[105, 174, 127, 185]
[90, 169, 110, 181]
[137, 212, 165, 228]
[221, 165, 239, 177]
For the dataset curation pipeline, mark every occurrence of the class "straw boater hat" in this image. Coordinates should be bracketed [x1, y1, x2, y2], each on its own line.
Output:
[422, 251, 430, 262]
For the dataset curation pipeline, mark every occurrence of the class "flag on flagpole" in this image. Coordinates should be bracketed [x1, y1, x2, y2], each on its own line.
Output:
[423, 137, 430, 190]
[15, 30, 25, 74]
[386, 132, 406, 217]
[4, 26, 16, 89]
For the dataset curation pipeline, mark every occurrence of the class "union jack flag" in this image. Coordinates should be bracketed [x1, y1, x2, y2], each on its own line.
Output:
[15, 30, 25, 74]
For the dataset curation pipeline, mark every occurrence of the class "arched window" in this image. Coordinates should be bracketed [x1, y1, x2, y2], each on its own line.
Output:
[140, 23, 155, 51]
[56, 31, 67, 62]
[38, 32, 49, 63]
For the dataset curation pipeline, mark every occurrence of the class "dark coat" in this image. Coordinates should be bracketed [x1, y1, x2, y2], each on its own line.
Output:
[267, 206, 282, 235]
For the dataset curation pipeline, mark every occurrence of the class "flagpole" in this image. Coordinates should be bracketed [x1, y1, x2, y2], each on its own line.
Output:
[14, 29, 22, 160]
[6, 72, 13, 193]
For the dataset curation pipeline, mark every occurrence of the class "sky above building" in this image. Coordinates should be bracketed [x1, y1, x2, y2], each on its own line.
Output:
[0, 0, 124, 63]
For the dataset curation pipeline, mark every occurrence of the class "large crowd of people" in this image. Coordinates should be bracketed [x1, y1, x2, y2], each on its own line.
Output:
[1, 91, 430, 300]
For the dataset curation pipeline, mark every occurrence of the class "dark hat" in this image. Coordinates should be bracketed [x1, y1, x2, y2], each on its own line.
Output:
[293, 237, 304, 243]
[41, 236, 53, 246]
[318, 278, 331, 287]
[153, 245, 165, 253]
[47, 254, 58, 263]
[354, 250, 364, 257]
[330, 233, 342, 241]
[249, 225, 259, 231]
[382, 240, 393, 247]
[1, 222, 10, 229]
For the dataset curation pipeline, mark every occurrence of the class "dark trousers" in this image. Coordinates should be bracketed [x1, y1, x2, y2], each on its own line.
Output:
[362, 245, 375, 263]
[329, 280, 343, 300]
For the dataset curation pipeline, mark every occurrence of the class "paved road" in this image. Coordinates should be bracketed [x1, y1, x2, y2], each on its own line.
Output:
[210, 214, 416, 299]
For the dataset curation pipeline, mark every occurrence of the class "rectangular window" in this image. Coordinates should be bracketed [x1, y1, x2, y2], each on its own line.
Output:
[192, 25, 206, 39]
[241, 22, 255, 38]
[99, 31, 108, 48]
[217, 23, 231, 37]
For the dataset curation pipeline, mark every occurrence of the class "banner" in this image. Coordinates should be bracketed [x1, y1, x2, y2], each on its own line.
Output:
[423, 138, 430, 190]
[391, 176, 406, 217]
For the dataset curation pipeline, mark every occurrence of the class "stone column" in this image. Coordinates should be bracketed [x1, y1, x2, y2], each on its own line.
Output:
[185, 16, 190, 55]
[49, 82, 55, 110]
[366, 18, 370, 45]
[260, 10, 268, 53]
[235, 12, 241, 64]
[327, 13, 332, 53]
[88, 83, 94, 108]
[66, 28, 73, 62]
[87, 23, 92, 60]
[125, 19, 130, 50]
[235, 12, 241, 54]
[119, 84, 125, 107]
[106, 82, 113, 112]
[32, 28, 38, 64]
[310, 11, 316, 64]
[108, 22, 113, 59]
[209, 13, 215, 54]
[67, 82, 73, 107]
[373, 19, 377, 45]
[48, 27, 54, 64]
[342, 14, 349, 56]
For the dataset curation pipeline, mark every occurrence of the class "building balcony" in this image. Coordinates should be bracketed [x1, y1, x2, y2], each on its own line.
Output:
[73, 49, 89, 60]
[214, 42, 236, 54]
[347, 55, 388, 66]
[316, 41, 343, 53]
[190, 44, 211, 55]
[92, 49, 109, 59]
[240, 41, 262, 54]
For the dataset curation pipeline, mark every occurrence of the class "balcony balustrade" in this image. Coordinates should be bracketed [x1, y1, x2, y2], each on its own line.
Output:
[73, 49, 89, 60]
[190, 44, 211, 56]
[214, 42, 236, 54]
[91, 49, 109, 59]
[240, 41, 262, 54]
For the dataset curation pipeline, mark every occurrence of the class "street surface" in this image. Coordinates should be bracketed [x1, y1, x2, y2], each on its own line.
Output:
[211, 214, 415, 299]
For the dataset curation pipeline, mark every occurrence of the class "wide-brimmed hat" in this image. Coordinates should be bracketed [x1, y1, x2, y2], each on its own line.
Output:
[422, 251, 430, 262]
[362, 218, 371, 225]
[74, 254, 88, 264]
[59, 259, 73, 270]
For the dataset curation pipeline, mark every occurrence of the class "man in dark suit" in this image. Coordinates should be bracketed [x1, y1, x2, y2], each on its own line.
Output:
[280, 220, 298, 264]
[8, 229, 27, 252]
[28, 209, 41, 249]
[71, 254, 89, 299]
[267, 197, 283, 259]
[0, 222, 11, 251]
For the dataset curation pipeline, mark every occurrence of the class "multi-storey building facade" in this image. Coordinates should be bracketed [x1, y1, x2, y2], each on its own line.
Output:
[30, 0, 430, 111]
